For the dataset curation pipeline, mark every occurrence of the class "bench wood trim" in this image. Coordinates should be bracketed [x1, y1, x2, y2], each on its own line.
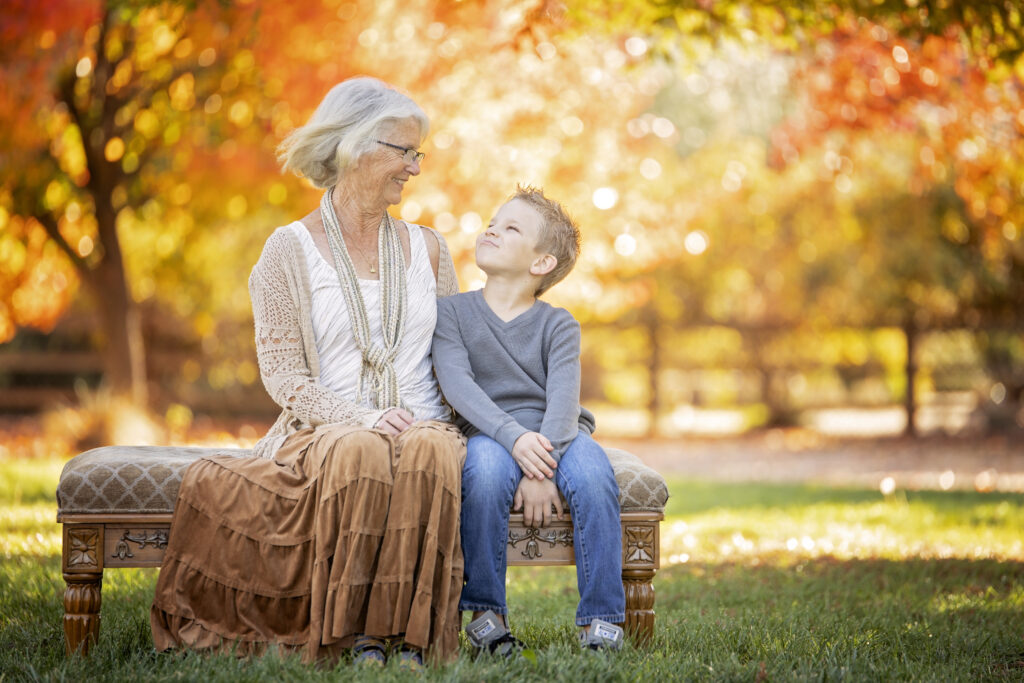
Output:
[58, 513, 174, 524]
[61, 510, 662, 655]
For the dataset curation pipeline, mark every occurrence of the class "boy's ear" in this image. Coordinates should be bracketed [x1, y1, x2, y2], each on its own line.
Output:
[530, 253, 557, 277]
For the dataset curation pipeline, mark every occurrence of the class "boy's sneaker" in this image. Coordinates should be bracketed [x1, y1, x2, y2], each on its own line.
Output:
[580, 619, 624, 651]
[466, 610, 525, 658]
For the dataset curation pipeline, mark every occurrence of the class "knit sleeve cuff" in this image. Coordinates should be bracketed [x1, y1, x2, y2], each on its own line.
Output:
[360, 409, 389, 430]
[495, 422, 529, 456]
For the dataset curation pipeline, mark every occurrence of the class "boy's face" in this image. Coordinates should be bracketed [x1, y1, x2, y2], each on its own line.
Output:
[475, 199, 547, 277]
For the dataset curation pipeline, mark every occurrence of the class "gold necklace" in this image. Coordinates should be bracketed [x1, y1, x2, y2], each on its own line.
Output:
[337, 222, 379, 274]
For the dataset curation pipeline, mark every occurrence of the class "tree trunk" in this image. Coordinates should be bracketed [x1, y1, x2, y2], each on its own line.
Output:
[748, 329, 787, 427]
[77, 7, 147, 407]
[86, 264, 147, 405]
[903, 318, 917, 437]
[645, 305, 660, 438]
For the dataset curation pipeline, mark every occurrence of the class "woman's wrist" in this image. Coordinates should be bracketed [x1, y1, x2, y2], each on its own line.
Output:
[364, 409, 388, 429]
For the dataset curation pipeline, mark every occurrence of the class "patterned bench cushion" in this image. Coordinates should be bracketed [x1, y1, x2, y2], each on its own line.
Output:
[605, 447, 669, 511]
[57, 444, 669, 515]
[57, 446, 250, 515]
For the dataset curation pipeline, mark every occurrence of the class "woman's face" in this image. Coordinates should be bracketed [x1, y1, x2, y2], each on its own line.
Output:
[357, 117, 423, 208]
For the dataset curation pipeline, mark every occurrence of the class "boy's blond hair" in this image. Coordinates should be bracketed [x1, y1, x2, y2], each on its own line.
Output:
[510, 185, 581, 296]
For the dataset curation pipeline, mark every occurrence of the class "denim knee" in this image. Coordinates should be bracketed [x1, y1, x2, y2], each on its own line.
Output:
[462, 435, 519, 506]
[556, 434, 618, 502]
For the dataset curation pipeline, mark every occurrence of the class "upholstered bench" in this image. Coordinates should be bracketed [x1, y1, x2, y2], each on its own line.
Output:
[57, 445, 668, 655]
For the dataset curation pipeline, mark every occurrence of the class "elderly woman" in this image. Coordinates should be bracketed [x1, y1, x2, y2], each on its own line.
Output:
[150, 77, 464, 667]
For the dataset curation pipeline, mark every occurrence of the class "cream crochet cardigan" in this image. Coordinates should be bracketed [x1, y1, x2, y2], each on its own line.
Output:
[248, 223, 459, 459]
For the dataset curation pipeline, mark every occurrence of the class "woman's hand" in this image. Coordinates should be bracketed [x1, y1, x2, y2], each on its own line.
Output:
[511, 432, 557, 479]
[374, 408, 415, 435]
[513, 477, 563, 528]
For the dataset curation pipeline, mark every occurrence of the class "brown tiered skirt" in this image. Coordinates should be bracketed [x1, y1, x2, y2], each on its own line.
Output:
[150, 421, 466, 662]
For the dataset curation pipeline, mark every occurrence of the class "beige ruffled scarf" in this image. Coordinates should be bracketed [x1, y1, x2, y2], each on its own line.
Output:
[319, 188, 407, 410]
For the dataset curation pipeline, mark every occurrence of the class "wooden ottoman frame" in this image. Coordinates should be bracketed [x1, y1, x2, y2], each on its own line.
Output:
[58, 448, 665, 656]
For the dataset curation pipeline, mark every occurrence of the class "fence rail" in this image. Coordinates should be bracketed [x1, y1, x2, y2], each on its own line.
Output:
[1, 323, 1020, 433]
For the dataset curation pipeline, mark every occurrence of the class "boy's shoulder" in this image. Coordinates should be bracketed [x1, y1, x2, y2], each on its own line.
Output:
[437, 290, 477, 310]
[436, 290, 482, 324]
[535, 298, 578, 325]
[531, 300, 582, 344]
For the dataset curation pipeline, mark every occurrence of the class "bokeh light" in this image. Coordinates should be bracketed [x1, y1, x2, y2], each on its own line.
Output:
[592, 187, 618, 210]
[684, 230, 708, 255]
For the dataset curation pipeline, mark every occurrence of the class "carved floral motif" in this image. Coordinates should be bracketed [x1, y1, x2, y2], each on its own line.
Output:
[68, 529, 99, 567]
[507, 526, 573, 559]
[624, 525, 655, 564]
[111, 530, 169, 560]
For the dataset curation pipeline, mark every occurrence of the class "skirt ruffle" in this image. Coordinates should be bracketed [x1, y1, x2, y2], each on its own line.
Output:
[150, 421, 466, 662]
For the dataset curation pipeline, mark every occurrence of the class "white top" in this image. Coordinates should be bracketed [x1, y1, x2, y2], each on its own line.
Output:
[290, 221, 449, 422]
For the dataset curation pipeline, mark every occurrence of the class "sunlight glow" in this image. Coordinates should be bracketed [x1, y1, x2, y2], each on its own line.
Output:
[460, 212, 482, 234]
[400, 201, 422, 222]
[536, 41, 557, 60]
[639, 158, 661, 179]
[77, 235, 94, 258]
[626, 117, 649, 138]
[614, 233, 636, 256]
[592, 187, 618, 210]
[434, 212, 456, 232]
[624, 36, 648, 57]
[559, 116, 584, 136]
[684, 231, 708, 255]
[651, 117, 675, 138]
[358, 28, 378, 47]
[104, 137, 125, 162]
[721, 170, 742, 192]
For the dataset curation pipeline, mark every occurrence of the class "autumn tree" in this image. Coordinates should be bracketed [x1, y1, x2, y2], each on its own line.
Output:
[0, 0, 282, 404]
[767, 21, 1024, 429]
[567, 0, 1023, 429]
[1, 0, 680, 415]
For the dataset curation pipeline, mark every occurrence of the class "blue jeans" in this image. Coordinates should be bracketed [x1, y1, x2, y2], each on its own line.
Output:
[458, 432, 625, 626]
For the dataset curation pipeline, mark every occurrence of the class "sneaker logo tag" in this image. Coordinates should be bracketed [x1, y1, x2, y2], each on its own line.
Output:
[593, 622, 622, 642]
[470, 620, 496, 639]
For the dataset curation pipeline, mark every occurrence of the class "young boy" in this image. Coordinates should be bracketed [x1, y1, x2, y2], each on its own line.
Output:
[432, 186, 625, 655]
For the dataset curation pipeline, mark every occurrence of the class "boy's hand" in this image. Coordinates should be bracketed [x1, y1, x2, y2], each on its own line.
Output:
[513, 477, 563, 528]
[511, 432, 557, 479]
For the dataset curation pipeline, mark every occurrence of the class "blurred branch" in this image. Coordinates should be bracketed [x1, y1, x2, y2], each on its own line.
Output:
[570, 0, 1024, 67]
[32, 204, 90, 276]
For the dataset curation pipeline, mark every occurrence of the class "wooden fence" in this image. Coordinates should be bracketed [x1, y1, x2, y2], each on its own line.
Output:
[1, 318, 1019, 435]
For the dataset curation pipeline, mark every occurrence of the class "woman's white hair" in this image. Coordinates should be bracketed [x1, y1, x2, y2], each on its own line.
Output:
[277, 77, 429, 188]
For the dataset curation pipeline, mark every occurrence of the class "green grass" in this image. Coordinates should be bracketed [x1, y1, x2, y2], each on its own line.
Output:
[2, 457, 1023, 681]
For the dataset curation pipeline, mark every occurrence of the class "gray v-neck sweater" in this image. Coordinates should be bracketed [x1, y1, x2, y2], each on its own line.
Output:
[432, 290, 596, 462]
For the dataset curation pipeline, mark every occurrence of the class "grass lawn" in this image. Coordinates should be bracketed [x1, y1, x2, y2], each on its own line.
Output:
[2, 456, 1023, 681]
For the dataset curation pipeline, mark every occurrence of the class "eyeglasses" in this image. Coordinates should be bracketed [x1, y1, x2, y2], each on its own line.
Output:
[375, 140, 425, 164]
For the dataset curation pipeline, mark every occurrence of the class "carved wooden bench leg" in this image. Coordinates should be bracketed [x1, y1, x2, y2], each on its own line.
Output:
[621, 514, 661, 645]
[62, 524, 104, 655]
[63, 571, 103, 655]
[623, 567, 656, 643]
